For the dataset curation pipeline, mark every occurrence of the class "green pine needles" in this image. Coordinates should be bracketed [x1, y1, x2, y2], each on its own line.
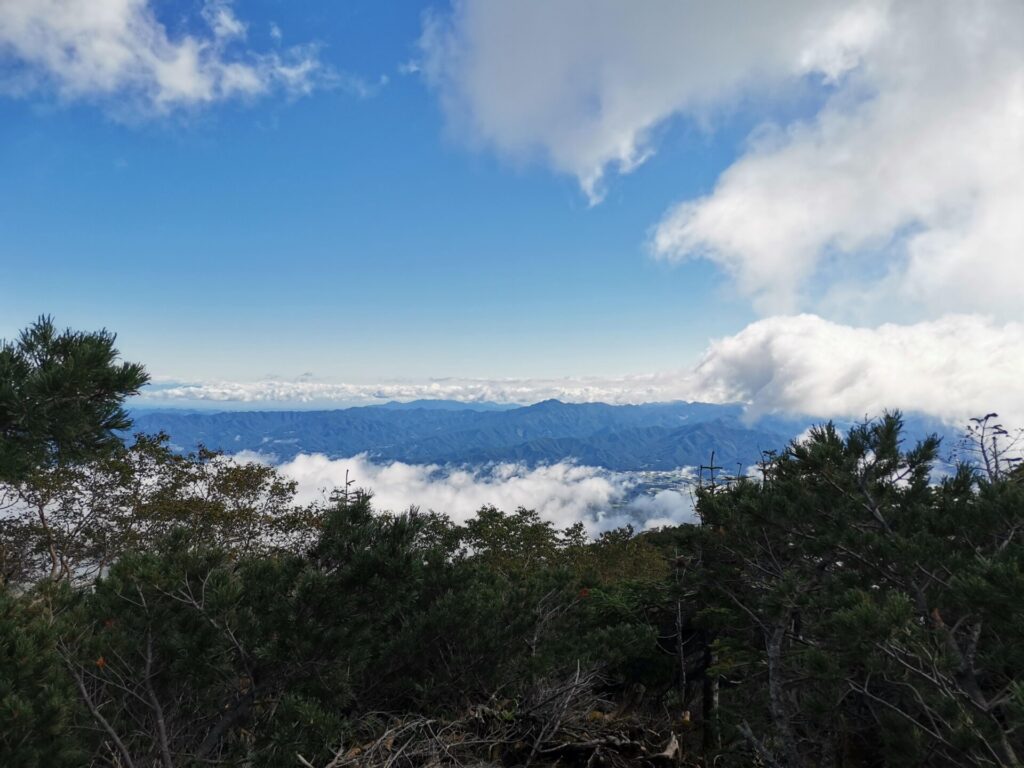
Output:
[0, 316, 148, 482]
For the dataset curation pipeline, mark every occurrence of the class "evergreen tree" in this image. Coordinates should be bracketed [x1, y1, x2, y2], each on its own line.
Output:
[0, 316, 148, 483]
[0, 590, 83, 767]
[694, 414, 1024, 767]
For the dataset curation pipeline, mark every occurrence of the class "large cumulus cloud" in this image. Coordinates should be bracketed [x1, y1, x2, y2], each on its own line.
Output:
[693, 314, 1024, 426]
[652, 1, 1024, 316]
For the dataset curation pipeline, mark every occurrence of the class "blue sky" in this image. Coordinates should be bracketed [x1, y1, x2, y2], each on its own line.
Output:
[1, 0, 1022, 423]
[0, 0, 755, 383]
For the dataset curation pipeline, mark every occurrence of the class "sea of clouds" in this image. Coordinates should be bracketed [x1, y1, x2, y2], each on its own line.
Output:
[237, 451, 697, 534]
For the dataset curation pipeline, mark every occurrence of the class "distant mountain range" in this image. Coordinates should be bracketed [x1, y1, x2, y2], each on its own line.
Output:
[128, 400, 963, 472]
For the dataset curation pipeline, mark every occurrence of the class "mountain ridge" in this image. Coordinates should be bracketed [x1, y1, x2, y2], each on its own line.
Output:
[128, 400, 961, 472]
[128, 399, 776, 469]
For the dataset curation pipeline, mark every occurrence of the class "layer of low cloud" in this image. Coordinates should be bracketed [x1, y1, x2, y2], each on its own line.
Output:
[0, 0, 330, 112]
[423, 1, 1024, 319]
[140, 372, 699, 408]
[142, 314, 1024, 430]
[240, 452, 696, 534]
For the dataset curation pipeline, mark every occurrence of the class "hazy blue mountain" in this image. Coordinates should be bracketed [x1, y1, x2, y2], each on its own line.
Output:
[369, 399, 517, 412]
[391, 419, 788, 471]
[128, 400, 964, 472]
[128, 400, 775, 469]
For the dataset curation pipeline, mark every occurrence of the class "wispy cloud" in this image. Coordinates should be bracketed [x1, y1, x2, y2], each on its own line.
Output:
[335, 72, 389, 100]
[0, 0, 332, 114]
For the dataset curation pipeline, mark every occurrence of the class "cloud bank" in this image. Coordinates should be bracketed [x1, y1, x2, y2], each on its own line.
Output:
[241, 452, 696, 533]
[0, 0, 328, 112]
[694, 314, 1024, 427]
[140, 372, 698, 408]
[423, 0, 1024, 319]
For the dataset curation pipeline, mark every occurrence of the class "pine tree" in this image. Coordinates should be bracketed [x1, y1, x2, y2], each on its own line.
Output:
[0, 316, 148, 483]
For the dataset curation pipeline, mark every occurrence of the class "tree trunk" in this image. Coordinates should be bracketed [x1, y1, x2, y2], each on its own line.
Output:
[766, 617, 801, 768]
[701, 637, 719, 755]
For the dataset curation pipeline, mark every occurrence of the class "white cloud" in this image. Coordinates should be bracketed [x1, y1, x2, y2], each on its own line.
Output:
[335, 72, 389, 100]
[421, 0, 845, 203]
[238, 452, 697, 533]
[423, 1, 1024, 317]
[693, 314, 1024, 427]
[654, 0, 1024, 316]
[202, 1, 247, 42]
[0, 0, 328, 112]
[626, 489, 696, 530]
